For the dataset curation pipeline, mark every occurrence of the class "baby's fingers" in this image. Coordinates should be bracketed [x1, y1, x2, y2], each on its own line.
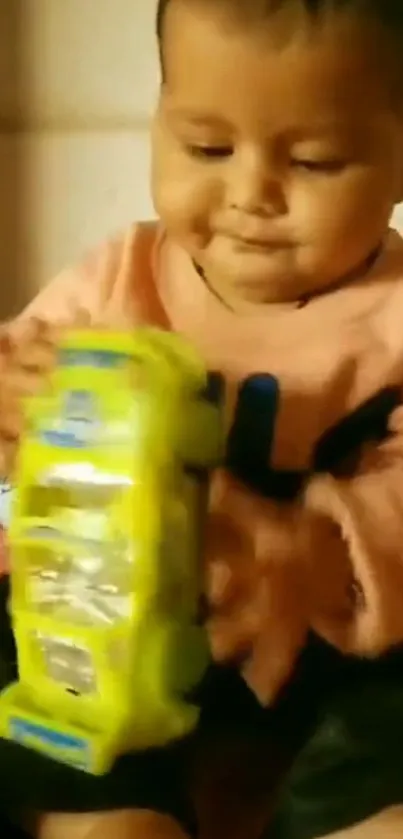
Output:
[10, 318, 59, 374]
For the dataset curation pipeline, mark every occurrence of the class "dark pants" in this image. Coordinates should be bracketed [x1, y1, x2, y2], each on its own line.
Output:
[0, 816, 30, 838]
[0, 577, 267, 835]
[267, 637, 403, 838]
[1, 574, 403, 839]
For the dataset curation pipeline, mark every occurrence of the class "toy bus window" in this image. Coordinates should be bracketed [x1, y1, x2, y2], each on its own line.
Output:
[25, 478, 123, 525]
[34, 633, 96, 695]
[25, 485, 65, 519]
[23, 478, 133, 626]
[27, 542, 132, 626]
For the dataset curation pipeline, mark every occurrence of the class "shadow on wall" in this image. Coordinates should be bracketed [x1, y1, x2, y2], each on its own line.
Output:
[0, 0, 25, 320]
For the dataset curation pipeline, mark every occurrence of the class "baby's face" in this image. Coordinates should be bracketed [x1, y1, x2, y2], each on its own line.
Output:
[152, 2, 403, 311]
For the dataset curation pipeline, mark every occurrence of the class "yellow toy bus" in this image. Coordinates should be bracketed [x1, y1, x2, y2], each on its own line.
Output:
[0, 329, 223, 774]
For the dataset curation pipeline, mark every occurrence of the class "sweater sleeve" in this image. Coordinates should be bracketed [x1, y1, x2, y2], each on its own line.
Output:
[206, 402, 403, 704]
[304, 403, 403, 657]
[10, 234, 124, 330]
[0, 249, 106, 481]
[0, 222, 155, 471]
[0, 226, 145, 477]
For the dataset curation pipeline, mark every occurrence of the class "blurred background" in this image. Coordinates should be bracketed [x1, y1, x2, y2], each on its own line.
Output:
[0, 0, 402, 316]
[0, 0, 157, 316]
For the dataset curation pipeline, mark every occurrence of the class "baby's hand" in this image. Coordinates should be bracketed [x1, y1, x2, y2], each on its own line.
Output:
[0, 317, 59, 477]
[205, 469, 310, 704]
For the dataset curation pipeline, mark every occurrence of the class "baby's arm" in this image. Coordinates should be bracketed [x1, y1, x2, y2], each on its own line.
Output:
[0, 223, 158, 484]
[0, 247, 104, 484]
[36, 808, 190, 839]
[305, 402, 403, 658]
[206, 392, 403, 704]
[0, 319, 62, 482]
[0, 225, 143, 484]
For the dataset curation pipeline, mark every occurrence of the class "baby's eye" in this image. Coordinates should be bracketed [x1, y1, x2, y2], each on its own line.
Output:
[291, 158, 346, 173]
[186, 144, 233, 160]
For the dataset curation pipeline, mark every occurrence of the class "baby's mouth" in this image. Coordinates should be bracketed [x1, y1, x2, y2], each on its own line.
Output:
[216, 229, 292, 252]
[233, 236, 290, 251]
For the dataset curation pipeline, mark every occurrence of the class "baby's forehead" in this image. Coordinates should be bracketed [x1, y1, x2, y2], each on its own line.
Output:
[161, 0, 402, 112]
[162, 7, 399, 142]
[159, 0, 403, 41]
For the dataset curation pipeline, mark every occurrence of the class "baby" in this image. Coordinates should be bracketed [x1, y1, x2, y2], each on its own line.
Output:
[2, 0, 403, 837]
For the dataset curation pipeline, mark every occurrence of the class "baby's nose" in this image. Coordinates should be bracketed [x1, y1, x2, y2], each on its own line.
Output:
[226, 151, 286, 217]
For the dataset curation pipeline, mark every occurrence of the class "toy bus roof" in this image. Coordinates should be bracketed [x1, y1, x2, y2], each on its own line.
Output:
[57, 330, 207, 386]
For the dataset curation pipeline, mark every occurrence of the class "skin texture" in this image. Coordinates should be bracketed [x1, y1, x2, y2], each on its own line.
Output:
[8, 3, 403, 837]
[33, 731, 280, 839]
[321, 807, 403, 839]
[32, 804, 403, 838]
[35, 811, 190, 839]
[151, 1, 403, 313]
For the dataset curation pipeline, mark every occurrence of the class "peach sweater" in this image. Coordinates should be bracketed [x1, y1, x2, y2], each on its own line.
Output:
[2, 221, 403, 704]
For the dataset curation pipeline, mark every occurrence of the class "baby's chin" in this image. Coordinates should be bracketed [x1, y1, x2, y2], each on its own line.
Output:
[204, 252, 317, 308]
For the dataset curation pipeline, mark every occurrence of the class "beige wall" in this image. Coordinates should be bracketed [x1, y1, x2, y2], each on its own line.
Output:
[1, 1, 403, 316]
[0, 2, 23, 315]
[0, 0, 157, 315]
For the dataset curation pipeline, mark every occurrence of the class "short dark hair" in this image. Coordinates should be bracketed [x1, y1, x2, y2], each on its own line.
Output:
[156, 0, 403, 57]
